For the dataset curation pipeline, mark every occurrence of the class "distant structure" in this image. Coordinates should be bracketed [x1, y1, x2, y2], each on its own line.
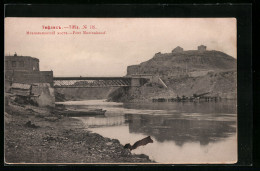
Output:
[172, 46, 184, 53]
[198, 45, 207, 52]
[153, 52, 164, 58]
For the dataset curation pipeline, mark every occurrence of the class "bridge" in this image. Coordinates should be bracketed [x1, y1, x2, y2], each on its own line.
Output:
[53, 77, 148, 88]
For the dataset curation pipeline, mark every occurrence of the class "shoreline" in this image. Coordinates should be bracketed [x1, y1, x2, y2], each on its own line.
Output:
[4, 99, 153, 164]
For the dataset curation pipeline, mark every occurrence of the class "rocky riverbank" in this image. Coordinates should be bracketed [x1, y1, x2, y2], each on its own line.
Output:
[4, 97, 153, 164]
[109, 48, 237, 103]
[108, 70, 237, 103]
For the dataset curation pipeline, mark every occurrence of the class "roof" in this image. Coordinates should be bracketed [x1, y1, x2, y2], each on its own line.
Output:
[11, 83, 31, 90]
[5, 55, 39, 61]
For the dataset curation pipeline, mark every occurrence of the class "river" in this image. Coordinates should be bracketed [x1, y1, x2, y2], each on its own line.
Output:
[56, 99, 237, 164]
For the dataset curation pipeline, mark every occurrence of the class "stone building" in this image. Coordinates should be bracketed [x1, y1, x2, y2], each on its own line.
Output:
[4, 54, 53, 86]
[5, 54, 54, 107]
[5, 54, 40, 71]
[198, 45, 207, 52]
[172, 46, 184, 53]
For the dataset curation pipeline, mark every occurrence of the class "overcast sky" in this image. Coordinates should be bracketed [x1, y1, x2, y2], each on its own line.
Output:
[5, 18, 236, 77]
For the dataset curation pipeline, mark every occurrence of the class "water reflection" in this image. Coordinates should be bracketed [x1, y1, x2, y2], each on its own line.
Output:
[75, 115, 125, 127]
[126, 114, 236, 146]
[59, 100, 237, 163]
[123, 100, 237, 114]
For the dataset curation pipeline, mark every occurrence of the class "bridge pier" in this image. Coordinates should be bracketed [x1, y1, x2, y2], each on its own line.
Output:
[131, 78, 146, 87]
[130, 75, 167, 88]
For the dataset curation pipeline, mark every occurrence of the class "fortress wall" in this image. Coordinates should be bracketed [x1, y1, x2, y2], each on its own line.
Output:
[5, 71, 53, 86]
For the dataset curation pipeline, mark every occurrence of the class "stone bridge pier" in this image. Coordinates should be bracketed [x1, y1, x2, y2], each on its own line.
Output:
[130, 74, 167, 88]
[130, 77, 149, 87]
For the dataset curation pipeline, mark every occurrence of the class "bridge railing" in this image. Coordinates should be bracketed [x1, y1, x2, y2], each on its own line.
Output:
[53, 77, 132, 88]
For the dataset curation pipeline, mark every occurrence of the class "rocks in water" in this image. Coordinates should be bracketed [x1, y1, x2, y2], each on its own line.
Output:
[136, 154, 150, 160]
[124, 136, 154, 151]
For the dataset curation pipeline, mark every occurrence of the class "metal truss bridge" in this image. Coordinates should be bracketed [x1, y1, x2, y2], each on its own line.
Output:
[53, 77, 134, 88]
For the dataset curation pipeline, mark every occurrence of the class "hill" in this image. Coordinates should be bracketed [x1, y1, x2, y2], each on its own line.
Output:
[108, 46, 237, 102]
[127, 50, 236, 77]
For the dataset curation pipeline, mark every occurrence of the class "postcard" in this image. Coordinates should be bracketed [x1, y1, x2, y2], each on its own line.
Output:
[4, 17, 237, 164]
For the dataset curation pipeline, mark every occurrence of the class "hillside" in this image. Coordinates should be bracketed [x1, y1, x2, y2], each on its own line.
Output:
[127, 50, 236, 77]
[108, 70, 237, 102]
[55, 88, 117, 102]
[109, 47, 237, 102]
[55, 47, 237, 102]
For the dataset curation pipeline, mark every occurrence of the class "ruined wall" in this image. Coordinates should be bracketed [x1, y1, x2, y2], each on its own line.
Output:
[31, 83, 55, 107]
[4, 55, 55, 107]
[5, 71, 55, 107]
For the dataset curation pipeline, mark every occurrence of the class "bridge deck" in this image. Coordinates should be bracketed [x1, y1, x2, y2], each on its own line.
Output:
[53, 77, 132, 88]
[53, 77, 130, 80]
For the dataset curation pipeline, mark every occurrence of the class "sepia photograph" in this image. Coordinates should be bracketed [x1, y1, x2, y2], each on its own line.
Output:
[4, 18, 237, 164]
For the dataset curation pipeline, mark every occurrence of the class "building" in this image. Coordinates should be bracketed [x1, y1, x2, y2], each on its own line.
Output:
[4, 54, 53, 87]
[198, 45, 207, 52]
[5, 54, 55, 107]
[5, 54, 40, 71]
[172, 46, 184, 53]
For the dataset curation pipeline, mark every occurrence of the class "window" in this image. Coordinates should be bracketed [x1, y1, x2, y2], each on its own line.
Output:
[12, 61, 16, 67]
[19, 61, 24, 67]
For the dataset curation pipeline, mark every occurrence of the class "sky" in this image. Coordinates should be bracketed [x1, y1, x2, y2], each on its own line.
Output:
[5, 18, 236, 77]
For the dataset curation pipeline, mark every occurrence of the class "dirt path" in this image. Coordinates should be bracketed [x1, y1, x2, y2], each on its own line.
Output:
[4, 101, 153, 164]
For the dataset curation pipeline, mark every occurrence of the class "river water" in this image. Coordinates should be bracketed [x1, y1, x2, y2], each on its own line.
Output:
[56, 99, 237, 164]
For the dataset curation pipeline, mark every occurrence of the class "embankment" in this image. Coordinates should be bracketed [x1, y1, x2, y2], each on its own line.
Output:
[4, 96, 152, 163]
[108, 70, 237, 103]
[110, 48, 237, 102]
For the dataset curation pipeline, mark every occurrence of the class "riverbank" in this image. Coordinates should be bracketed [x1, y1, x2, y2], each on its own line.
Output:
[107, 71, 237, 103]
[4, 98, 153, 164]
